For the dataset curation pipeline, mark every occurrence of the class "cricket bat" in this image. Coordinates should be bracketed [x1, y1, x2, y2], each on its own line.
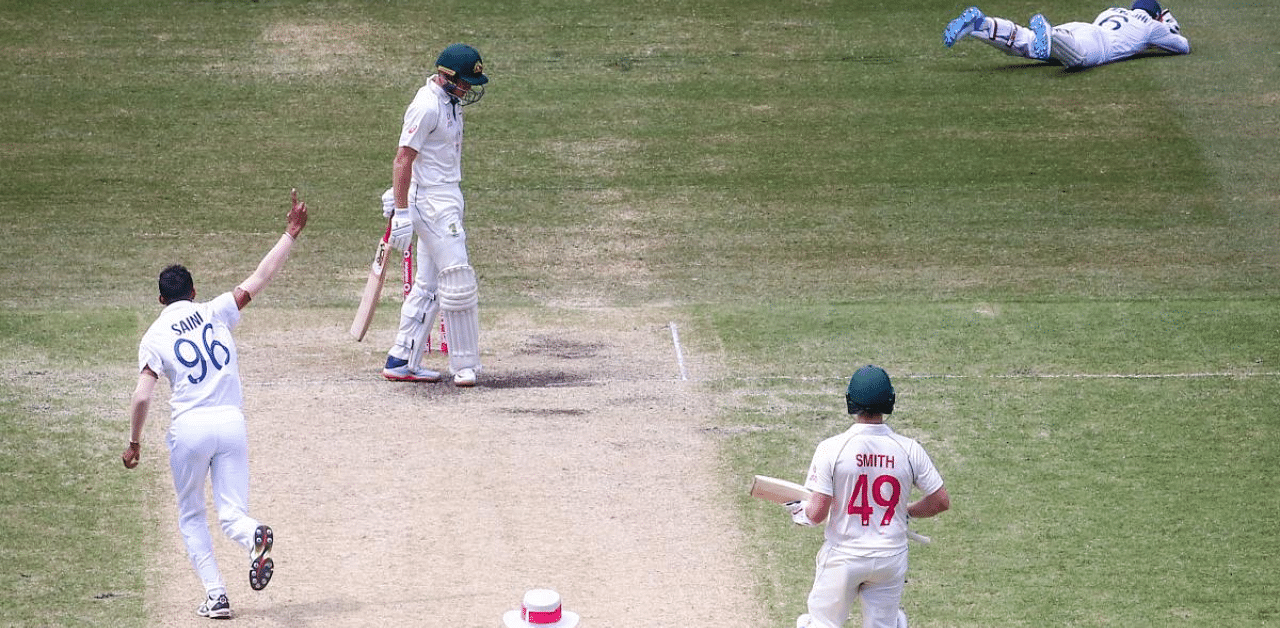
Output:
[749, 475, 811, 505]
[349, 216, 395, 341]
[749, 475, 932, 544]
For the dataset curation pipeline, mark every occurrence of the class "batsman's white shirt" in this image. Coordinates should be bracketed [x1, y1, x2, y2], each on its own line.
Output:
[1057, 7, 1189, 67]
[805, 423, 944, 556]
[138, 293, 243, 419]
[399, 80, 463, 187]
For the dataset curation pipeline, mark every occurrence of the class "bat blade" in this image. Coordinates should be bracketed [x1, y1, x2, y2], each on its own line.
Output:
[349, 218, 394, 341]
[749, 475, 811, 505]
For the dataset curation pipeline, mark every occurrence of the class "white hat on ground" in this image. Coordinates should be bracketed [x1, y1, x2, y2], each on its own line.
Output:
[503, 589, 580, 628]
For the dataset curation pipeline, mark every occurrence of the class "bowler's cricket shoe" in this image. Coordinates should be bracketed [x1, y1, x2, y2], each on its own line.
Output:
[943, 6, 985, 47]
[197, 594, 232, 619]
[453, 367, 478, 388]
[1029, 13, 1052, 60]
[249, 525, 274, 591]
[382, 357, 442, 382]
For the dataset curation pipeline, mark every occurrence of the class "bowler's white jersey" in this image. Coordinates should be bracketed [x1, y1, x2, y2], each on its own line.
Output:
[399, 80, 464, 187]
[138, 292, 243, 419]
[1060, 7, 1190, 67]
[805, 423, 944, 556]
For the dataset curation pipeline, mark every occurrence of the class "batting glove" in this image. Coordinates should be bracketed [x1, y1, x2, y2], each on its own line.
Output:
[380, 188, 396, 218]
[1159, 9, 1180, 34]
[787, 501, 817, 526]
[389, 208, 413, 251]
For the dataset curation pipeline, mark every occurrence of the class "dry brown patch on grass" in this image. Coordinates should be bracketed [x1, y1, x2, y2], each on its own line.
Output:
[480, 189, 659, 306]
[254, 21, 375, 77]
[539, 138, 644, 178]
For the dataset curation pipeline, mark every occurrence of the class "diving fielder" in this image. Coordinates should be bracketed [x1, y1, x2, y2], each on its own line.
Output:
[122, 189, 307, 618]
[943, 0, 1189, 69]
[789, 366, 951, 628]
[379, 43, 488, 387]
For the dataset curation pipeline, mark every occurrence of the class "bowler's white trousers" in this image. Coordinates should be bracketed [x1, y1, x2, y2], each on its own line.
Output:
[168, 406, 260, 597]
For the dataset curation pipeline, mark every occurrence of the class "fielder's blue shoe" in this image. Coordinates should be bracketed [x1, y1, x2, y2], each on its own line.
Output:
[943, 6, 985, 48]
[1029, 13, 1053, 60]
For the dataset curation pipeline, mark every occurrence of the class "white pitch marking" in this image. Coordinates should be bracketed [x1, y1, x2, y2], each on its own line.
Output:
[669, 321, 689, 381]
[252, 370, 1280, 388]
[736, 371, 1280, 383]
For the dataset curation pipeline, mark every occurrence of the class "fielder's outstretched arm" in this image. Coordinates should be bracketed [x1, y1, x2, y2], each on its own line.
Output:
[234, 189, 309, 310]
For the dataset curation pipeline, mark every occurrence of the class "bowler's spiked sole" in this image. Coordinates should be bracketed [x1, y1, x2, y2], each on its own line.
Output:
[250, 525, 274, 591]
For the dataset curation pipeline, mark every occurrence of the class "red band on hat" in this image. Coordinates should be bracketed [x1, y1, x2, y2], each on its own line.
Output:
[524, 605, 562, 624]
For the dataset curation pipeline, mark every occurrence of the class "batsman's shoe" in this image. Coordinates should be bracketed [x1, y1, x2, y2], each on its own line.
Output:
[249, 525, 274, 591]
[943, 6, 985, 47]
[197, 594, 232, 619]
[382, 357, 442, 383]
[1029, 13, 1052, 60]
[796, 614, 811, 628]
[453, 367, 478, 387]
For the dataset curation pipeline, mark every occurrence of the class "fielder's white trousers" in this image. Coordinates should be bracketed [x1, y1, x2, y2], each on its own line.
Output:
[971, 16, 1039, 58]
[1047, 23, 1109, 68]
[168, 408, 260, 597]
[971, 17, 1103, 68]
[806, 542, 909, 628]
[392, 182, 480, 372]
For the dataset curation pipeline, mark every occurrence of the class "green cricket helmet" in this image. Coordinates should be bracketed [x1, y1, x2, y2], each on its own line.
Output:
[846, 365, 896, 415]
[435, 43, 488, 105]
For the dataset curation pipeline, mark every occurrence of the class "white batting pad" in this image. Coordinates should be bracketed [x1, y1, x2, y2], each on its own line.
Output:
[438, 264, 480, 370]
[393, 288, 440, 369]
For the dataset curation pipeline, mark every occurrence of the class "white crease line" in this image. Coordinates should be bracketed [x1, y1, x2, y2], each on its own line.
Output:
[669, 321, 689, 381]
[741, 372, 1280, 382]
[922, 372, 1280, 380]
[248, 371, 1280, 387]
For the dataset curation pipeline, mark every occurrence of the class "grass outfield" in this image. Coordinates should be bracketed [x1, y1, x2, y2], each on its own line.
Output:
[2, 0, 1278, 626]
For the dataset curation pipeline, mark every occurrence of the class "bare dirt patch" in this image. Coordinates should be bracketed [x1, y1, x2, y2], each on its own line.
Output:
[141, 306, 766, 627]
[254, 22, 374, 77]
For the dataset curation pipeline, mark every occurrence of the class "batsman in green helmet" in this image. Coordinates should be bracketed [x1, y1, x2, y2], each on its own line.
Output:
[378, 43, 490, 387]
[789, 365, 952, 628]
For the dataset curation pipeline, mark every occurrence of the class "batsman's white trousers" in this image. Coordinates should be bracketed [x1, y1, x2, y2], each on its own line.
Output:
[806, 542, 909, 628]
[393, 182, 479, 372]
[168, 407, 260, 597]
